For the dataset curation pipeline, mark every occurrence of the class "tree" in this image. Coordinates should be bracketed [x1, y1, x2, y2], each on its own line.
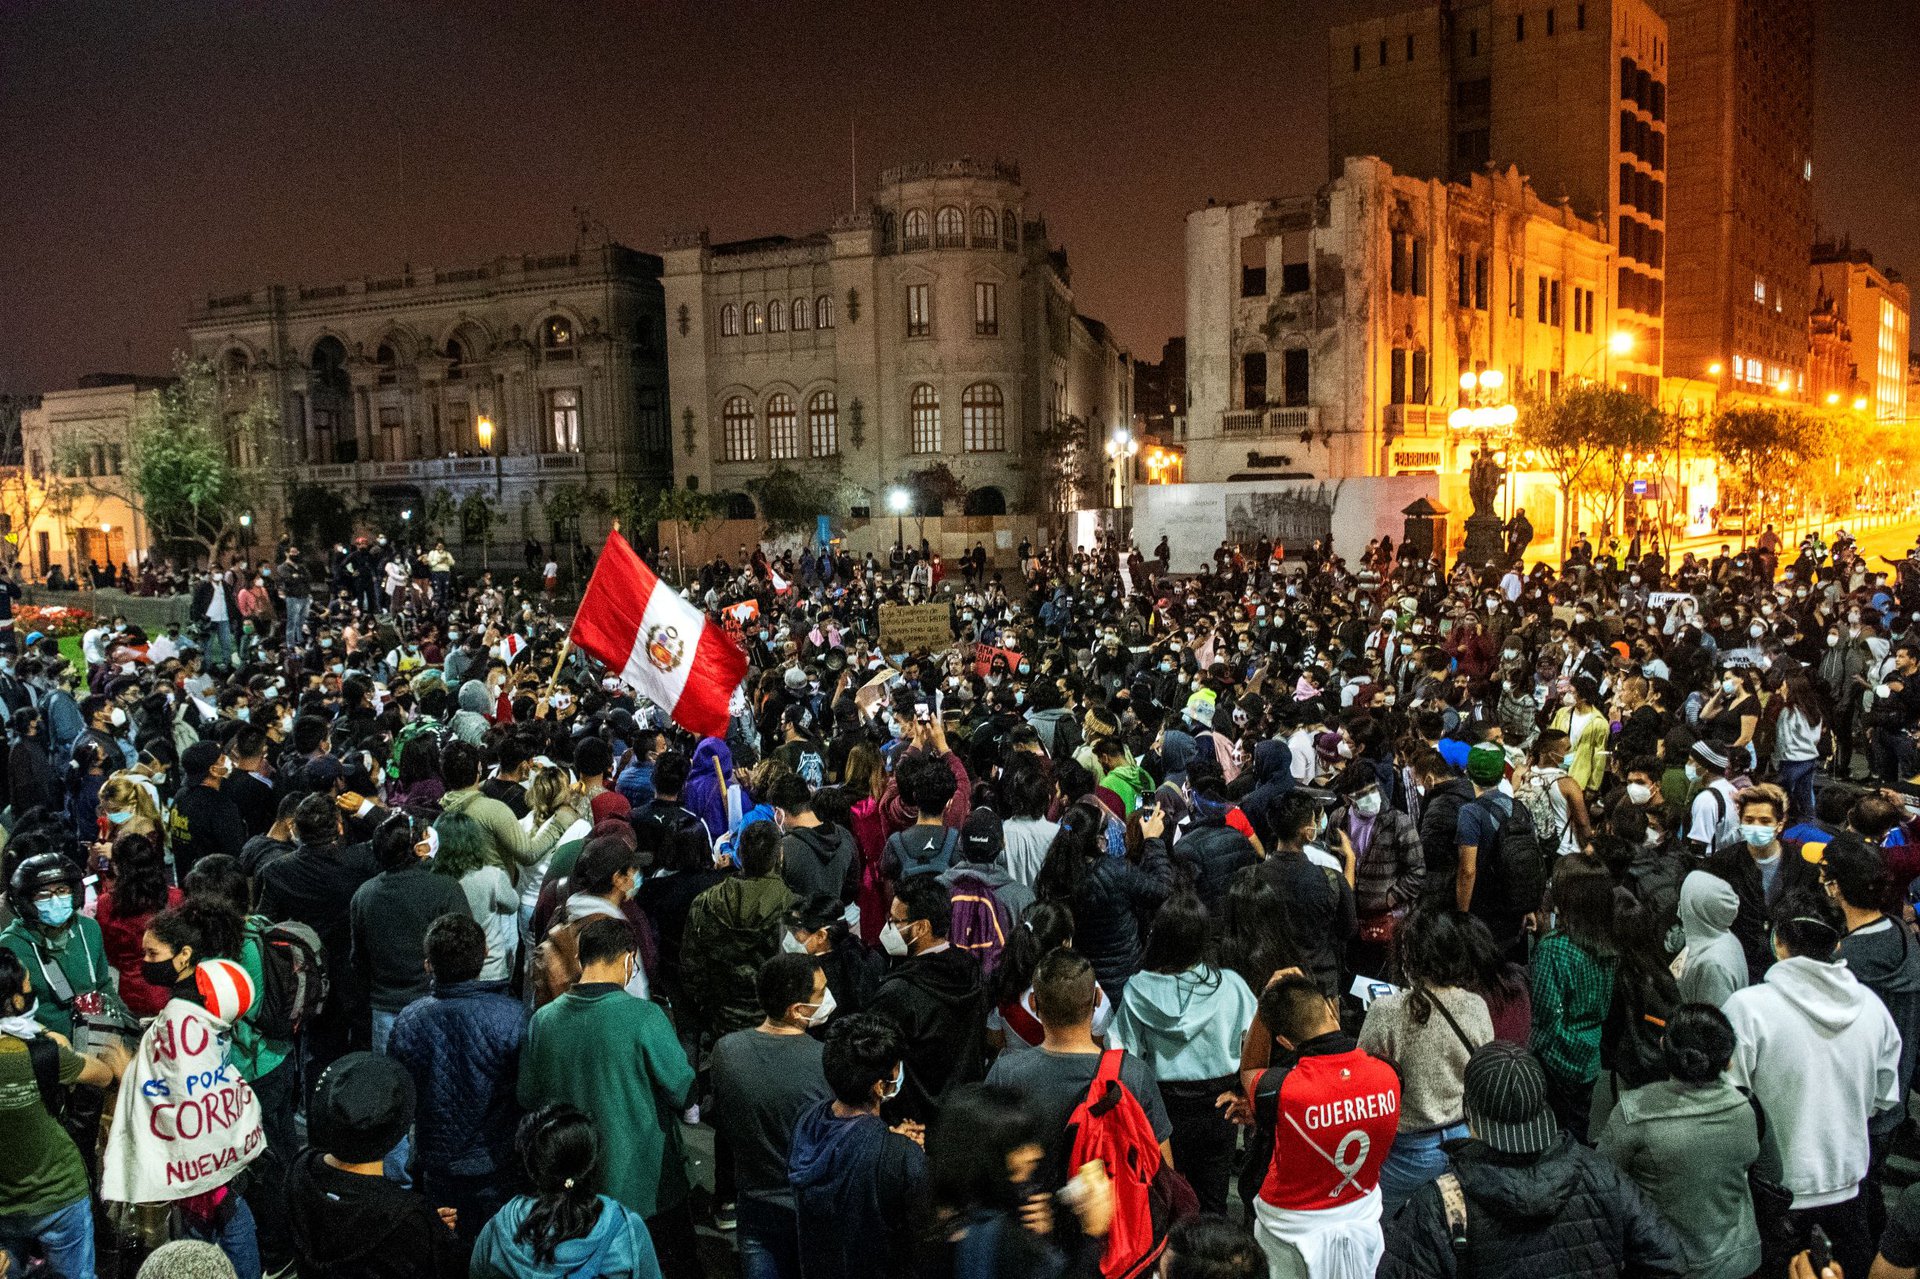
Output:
[57, 353, 278, 565]
[459, 491, 499, 566]
[420, 488, 460, 543]
[1513, 384, 1661, 555]
[903, 462, 968, 517]
[627, 484, 728, 582]
[1704, 404, 1826, 542]
[0, 466, 76, 576]
[743, 465, 842, 538]
[286, 482, 355, 550]
[1034, 415, 1098, 525]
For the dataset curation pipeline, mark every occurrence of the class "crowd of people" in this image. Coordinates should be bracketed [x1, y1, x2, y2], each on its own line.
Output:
[3, 517, 1917, 1279]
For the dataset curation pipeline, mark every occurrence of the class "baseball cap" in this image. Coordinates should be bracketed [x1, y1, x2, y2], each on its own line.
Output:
[1466, 742, 1506, 786]
[1463, 1041, 1558, 1156]
[961, 808, 1004, 864]
[310, 1052, 415, 1163]
[784, 666, 808, 691]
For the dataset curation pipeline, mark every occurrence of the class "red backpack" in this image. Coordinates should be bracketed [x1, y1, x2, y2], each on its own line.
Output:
[1065, 1050, 1197, 1279]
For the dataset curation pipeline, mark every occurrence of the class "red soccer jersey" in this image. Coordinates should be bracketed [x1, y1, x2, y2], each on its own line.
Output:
[1255, 1046, 1401, 1211]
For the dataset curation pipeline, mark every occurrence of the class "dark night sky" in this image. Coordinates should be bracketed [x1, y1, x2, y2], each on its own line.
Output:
[2, 0, 1915, 392]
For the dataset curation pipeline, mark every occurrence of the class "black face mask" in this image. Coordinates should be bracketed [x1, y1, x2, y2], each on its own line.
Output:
[141, 958, 182, 991]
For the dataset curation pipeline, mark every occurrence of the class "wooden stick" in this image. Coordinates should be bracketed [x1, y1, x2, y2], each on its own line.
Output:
[544, 638, 572, 697]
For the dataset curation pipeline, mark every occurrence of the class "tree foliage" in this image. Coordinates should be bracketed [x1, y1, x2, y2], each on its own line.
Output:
[903, 462, 968, 516]
[626, 483, 728, 535]
[286, 482, 354, 549]
[743, 465, 842, 538]
[1513, 384, 1665, 547]
[1033, 415, 1098, 516]
[59, 353, 278, 564]
[1704, 404, 1827, 509]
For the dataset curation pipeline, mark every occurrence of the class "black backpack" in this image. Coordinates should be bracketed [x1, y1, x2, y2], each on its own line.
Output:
[1471, 796, 1547, 920]
[248, 916, 329, 1041]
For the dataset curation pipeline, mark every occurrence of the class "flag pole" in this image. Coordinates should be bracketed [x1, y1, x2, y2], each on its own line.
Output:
[544, 639, 572, 698]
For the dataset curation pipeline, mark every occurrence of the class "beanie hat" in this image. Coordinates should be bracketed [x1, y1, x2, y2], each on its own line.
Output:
[591, 790, 632, 826]
[1463, 1042, 1558, 1155]
[310, 1052, 415, 1164]
[192, 959, 255, 1024]
[1466, 742, 1507, 786]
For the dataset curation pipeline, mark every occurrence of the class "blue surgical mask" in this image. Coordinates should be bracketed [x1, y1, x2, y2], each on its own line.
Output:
[106, 810, 133, 825]
[1740, 824, 1777, 849]
[35, 895, 74, 928]
[882, 1063, 905, 1101]
[1561, 752, 1576, 771]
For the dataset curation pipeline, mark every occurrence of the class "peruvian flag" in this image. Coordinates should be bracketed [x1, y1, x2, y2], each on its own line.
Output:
[570, 531, 746, 737]
[496, 633, 528, 665]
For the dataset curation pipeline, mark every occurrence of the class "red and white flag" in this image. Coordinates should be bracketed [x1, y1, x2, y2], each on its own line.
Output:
[496, 633, 528, 665]
[570, 531, 746, 737]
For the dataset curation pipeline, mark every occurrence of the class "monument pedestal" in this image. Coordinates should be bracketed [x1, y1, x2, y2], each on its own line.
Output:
[1461, 512, 1505, 571]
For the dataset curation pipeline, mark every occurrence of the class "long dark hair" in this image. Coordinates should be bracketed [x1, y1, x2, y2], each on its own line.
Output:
[1394, 908, 1481, 1026]
[927, 1084, 1046, 1218]
[1217, 867, 1304, 993]
[109, 832, 171, 918]
[514, 1105, 606, 1265]
[991, 901, 1075, 1008]
[1546, 855, 1618, 961]
[1034, 802, 1106, 905]
[1139, 892, 1217, 979]
[148, 898, 243, 964]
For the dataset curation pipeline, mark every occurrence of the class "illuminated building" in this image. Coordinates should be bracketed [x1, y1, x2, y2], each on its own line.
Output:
[1809, 242, 1910, 425]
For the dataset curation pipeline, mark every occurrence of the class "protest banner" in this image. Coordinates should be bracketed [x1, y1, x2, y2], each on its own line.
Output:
[879, 602, 953, 654]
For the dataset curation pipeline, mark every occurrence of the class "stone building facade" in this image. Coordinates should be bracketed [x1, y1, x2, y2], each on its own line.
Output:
[660, 159, 1131, 521]
[1328, 0, 1667, 398]
[1809, 244, 1910, 425]
[1663, 0, 1815, 400]
[16, 377, 170, 577]
[184, 243, 670, 549]
[1186, 157, 1615, 543]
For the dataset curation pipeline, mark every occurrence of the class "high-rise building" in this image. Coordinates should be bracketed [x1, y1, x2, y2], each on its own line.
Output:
[1810, 242, 1911, 424]
[1328, 0, 1668, 398]
[1662, 0, 1815, 401]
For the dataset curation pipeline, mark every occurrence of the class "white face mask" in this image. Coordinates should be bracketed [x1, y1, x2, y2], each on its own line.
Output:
[780, 929, 811, 955]
[880, 920, 911, 957]
[802, 987, 837, 1028]
[1625, 782, 1654, 806]
[1352, 791, 1382, 819]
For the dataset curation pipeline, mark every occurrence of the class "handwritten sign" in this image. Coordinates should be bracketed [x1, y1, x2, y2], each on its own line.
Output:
[972, 643, 1023, 677]
[101, 973, 265, 1204]
[878, 602, 952, 655]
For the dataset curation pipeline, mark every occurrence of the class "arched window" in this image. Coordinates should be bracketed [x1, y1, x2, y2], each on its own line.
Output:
[910, 384, 941, 453]
[542, 316, 575, 359]
[375, 341, 398, 386]
[816, 295, 835, 329]
[963, 383, 1006, 452]
[223, 347, 250, 376]
[720, 303, 740, 336]
[744, 302, 763, 334]
[972, 206, 998, 246]
[880, 211, 897, 252]
[936, 206, 965, 247]
[964, 486, 1007, 516]
[768, 299, 785, 333]
[902, 208, 929, 249]
[767, 393, 799, 459]
[791, 297, 810, 331]
[444, 338, 465, 381]
[1002, 209, 1019, 249]
[808, 391, 838, 456]
[722, 395, 756, 461]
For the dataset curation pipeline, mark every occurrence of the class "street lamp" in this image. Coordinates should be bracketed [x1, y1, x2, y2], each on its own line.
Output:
[886, 487, 909, 553]
[1104, 427, 1139, 508]
[1449, 369, 1518, 431]
[1609, 330, 1636, 357]
[1853, 397, 1870, 413]
[476, 415, 494, 454]
[1707, 361, 1724, 378]
[239, 512, 252, 528]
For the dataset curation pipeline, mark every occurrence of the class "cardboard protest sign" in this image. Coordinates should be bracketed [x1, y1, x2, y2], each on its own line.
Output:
[972, 643, 1022, 677]
[878, 602, 952, 654]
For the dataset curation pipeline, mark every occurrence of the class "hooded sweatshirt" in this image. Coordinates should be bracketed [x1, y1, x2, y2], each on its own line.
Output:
[787, 1100, 927, 1279]
[937, 860, 1035, 923]
[866, 946, 989, 1120]
[285, 1149, 466, 1279]
[1109, 964, 1257, 1082]
[782, 822, 857, 902]
[451, 679, 492, 745]
[684, 737, 735, 839]
[1674, 871, 1747, 1008]
[470, 1193, 660, 1279]
[1723, 955, 1903, 1207]
[1834, 915, 1920, 1136]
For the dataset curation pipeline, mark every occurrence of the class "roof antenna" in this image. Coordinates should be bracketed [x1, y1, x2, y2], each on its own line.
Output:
[851, 118, 858, 214]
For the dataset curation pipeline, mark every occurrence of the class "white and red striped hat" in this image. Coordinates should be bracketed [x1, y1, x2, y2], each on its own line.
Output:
[193, 958, 256, 1023]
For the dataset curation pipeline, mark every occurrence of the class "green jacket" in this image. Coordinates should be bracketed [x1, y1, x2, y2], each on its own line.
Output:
[680, 874, 795, 1038]
[1597, 1078, 1781, 1279]
[0, 915, 116, 1040]
[230, 919, 291, 1082]
[518, 987, 694, 1217]
[440, 786, 568, 878]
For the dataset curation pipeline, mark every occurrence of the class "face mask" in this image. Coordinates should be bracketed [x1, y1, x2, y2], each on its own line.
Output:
[1561, 752, 1576, 771]
[1684, 761, 1704, 783]
[802, 988, 838, 1028]
[1749, 623, 1766, 638]
[1352, 792, 1382, 818]
[882, 1062, 905, 1101]
[35, 895, 74, 928]
[1625, 782, 1653, 806]
[1721, 677, 1738, 695]
[1643, 828, 1663, 848]
[781, 930, 811, 956]
[880, 920, 911, 957]
[234, 707, 250, 722]
[141, 957, 182, 990]
[106, 809, 133, 825]
[110, 706, 127, 728]
[320, 638, 334, 649]
[1739, 823, 1776, 848]
[1335, 741, 1353, 759]
[1828, 634, 1841, 647]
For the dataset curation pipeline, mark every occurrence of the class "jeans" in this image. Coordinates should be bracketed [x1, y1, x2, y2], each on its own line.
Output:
[1377, 1124, 1469, 1218]
[246, 1058, 298, 1270]
[645, 1202, 701, 1279]
[736, 1197, 801, 1279]
[207, 618, 235, 669]
[1786, 1193, 1872, 1279]
[283, 595, 309, 644]
[179, 1192, 261, 1279]
[1778, 757, 1818, 819]
[1160, 1077, 1239, 1216]
[0, 1197, 95, 1279]
[370, 1008, 411, 1186]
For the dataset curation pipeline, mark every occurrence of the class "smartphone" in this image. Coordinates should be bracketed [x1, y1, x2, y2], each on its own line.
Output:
[1808, 1224, 1832, 1275]
[915, 702, 931, 722]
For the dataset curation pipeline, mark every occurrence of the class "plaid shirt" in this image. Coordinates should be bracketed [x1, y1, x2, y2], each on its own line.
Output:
[1337, 805, 1427, 917]
[1528, 932, 1617, 1084]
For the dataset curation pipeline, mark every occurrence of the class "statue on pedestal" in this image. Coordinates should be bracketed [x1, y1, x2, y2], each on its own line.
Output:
[1468, 446, 1507, 519]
